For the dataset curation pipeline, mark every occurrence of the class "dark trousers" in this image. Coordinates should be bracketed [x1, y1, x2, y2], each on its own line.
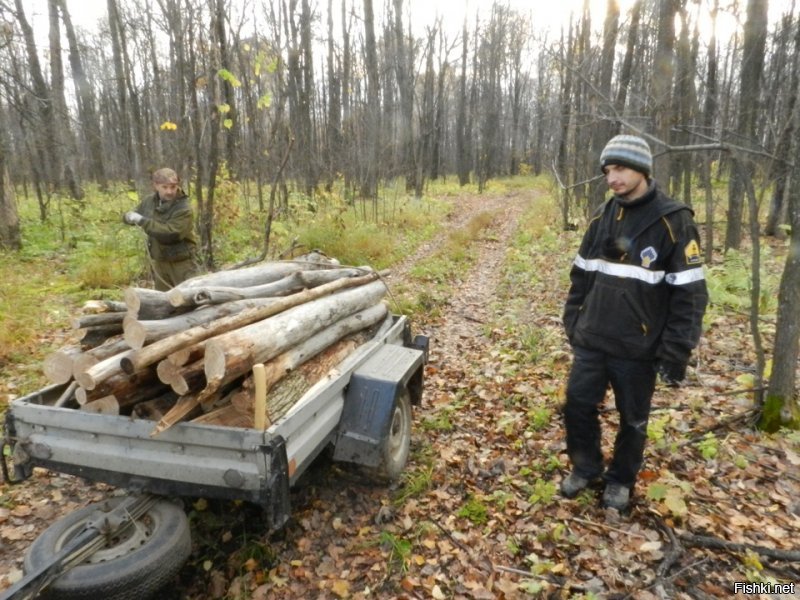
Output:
[564, 346, 657, 487]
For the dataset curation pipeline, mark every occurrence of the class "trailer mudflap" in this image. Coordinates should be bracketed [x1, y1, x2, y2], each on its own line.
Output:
[261, 436, 291, 530]
[333, 343, 424, 467]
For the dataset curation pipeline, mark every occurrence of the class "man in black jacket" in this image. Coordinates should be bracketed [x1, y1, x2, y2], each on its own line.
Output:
[561, 135, 708, 510]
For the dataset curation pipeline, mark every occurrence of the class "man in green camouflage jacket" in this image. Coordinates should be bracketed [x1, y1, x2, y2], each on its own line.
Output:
[124, 168, 199, 291]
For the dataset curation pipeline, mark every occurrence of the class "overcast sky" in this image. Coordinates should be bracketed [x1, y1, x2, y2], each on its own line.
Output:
[25, 0, 599, 32]
[22, 0, 800, 46]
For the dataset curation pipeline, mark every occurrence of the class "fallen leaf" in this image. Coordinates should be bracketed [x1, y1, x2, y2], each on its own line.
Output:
[11, 505, 32, 518]
[331, 579, 350, 598]
[0, 526, 26, 541]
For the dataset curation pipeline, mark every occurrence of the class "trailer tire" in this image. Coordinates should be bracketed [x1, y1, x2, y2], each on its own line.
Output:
[368, 388, 412, 482]
[24, 497, 191, 600]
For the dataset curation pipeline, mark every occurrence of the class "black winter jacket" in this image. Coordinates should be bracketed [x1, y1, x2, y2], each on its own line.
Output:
[563, 182, 708, 363]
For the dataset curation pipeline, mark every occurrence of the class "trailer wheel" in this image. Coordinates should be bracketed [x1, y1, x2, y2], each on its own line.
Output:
[24, 497, 191, 600]
[369, 389, 412, 482]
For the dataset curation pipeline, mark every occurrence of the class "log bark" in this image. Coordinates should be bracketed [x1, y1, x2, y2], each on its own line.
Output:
[231, 304, 385, 417]
[157, 358, 206, 396]
[246, 338, 362, 425]
[79, 324, 123, 347]
[120, 271, 382, 376]
[71, 336, 131, 379]
[46, 335, 130, 384]
[193, 338, 361, 429]
[75, 366, 166, 407]
[124, 287, 188, 320]
[150, 391, 216, 437]
[189, 267, 367, 306]
[165, 342, 206, 368]
[132, 393, 178, 421]
[82, 299, 128, 314]
[71, 312, 126, 329]
[192, 404, 252, 428]
[122, 297, 282, 349]
[166, 253, 340, 307]
[75, 347, 136, 390]
[203, 281, 387, 389]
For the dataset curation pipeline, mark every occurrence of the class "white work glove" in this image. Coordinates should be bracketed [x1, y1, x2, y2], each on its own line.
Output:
[123, 211, 144, 226]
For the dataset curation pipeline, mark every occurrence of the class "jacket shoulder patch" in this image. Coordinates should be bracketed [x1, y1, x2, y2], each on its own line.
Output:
[685, 240, 702, 265]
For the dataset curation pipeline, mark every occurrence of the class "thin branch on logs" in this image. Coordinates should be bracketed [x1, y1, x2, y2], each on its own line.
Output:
[54, 381, 79, 408]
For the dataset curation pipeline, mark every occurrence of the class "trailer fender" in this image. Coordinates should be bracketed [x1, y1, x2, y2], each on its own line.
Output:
[333, 343, 424, 477]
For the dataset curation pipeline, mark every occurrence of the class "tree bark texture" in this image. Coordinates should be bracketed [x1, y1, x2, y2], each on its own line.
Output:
[203, 280, 386, 387]
[123, 298, 282, 349]
[120, 271, 382, 376]
[167, 253, 338, 305]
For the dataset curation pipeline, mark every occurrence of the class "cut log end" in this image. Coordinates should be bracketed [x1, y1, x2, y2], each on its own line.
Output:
[71, 354, 99, 380]
[167, 288, 188, 308]
[43, 350, 80, 385]
[124, 287, 141, 315]
[81, 395, 120, 415]
[203, 342, 229, 383]
[123, 315, 149, 350]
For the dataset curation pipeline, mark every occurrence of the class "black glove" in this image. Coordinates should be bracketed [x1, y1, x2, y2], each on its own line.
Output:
[657, 359, 686, 387]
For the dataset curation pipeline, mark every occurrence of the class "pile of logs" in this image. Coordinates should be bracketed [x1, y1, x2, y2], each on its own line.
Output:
[43, 254, 389, 435]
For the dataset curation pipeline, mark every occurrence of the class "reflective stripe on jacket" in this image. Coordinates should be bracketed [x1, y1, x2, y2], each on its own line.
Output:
[563, 183, 708, 363]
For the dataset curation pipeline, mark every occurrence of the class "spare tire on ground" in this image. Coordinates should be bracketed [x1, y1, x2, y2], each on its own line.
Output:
[23, 496, 191, 600]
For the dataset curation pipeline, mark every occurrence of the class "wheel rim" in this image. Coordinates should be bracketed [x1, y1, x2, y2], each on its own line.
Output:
[53, 510, 156, 564]
[386, 393, 411, 464]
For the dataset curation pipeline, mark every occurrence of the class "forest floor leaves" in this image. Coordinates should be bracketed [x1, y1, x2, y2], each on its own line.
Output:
[1, 184, 799, 599]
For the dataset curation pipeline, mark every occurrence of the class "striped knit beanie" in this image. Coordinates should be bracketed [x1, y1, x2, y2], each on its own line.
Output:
[600, 135, 652, 176]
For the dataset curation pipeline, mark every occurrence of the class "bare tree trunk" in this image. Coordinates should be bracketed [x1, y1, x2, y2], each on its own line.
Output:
[48, 0, 83, 200]
[325, 0, 342, 191]
[430, 32, 448, 181]
[651, 0, 677, 187]
[612, 0, 641, 127]
[588, 0, 619, 211]
[725, 0, 768, 250]
[765, 15, 800, 238]
[393, 0, 416, 192]
[556, 21, 576, 229]
[762, 69, 800, 430]
[213, 0, 240, 177]
[701, 0, 719, 264]
[361, 0, 380, 199]
[456, 17, 470, 186]
[0, 119, 21, 250]
[674, 5, 698, 205]
[13, 0, 60, 192]
[58, 0, 106, 189]
[107, 0, 135, 184]
[415, 28, 436, 198]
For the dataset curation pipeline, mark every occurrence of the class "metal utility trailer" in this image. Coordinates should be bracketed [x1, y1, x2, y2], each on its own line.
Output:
[1, 314, 428, 600]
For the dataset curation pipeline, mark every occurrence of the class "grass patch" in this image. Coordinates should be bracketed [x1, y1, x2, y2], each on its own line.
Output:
[0, 181, 450, 402]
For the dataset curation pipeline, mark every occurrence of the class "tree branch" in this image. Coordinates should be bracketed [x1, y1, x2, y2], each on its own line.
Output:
[679, 532, 800, 562]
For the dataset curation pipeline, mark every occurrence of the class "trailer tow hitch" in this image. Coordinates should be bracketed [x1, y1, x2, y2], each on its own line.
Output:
[0, 494, 159, 600]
